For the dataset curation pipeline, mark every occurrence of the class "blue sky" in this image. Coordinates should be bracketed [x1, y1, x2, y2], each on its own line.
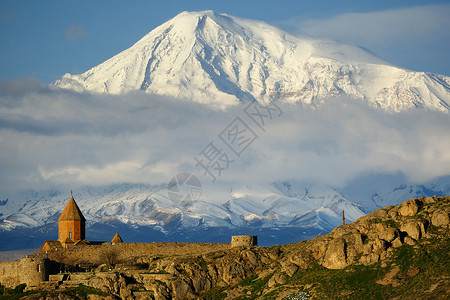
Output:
[0, 0, 449, 83]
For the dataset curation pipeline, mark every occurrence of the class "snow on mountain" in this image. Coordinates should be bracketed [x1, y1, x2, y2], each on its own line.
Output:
[3, 177, 449, 235]
[0, 182, 363, 234]
[343, 175, 450, 212]
[52, 10, 450, 111]
[2, 176, 449, 249]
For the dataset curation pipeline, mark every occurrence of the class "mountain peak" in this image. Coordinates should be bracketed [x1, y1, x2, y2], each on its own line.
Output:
[174, 10, 222, 20]
[51, 11, 450, 112]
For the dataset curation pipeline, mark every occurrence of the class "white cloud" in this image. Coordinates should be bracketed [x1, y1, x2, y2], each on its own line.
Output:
[297, 4, 450, 43]
[284, 4, 450, 74]
[0, 78, 449, 195]
[65, 24, 88, 42]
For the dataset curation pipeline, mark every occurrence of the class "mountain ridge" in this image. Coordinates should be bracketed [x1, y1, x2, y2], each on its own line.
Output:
[51, 10, 450, 112]
[1, 176, 449, 251]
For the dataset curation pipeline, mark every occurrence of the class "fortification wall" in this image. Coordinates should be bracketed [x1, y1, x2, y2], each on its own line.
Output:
[0, 260, 20, 288]
[1, 239, 255, 288]
[18, 257, 48, 288]
[0, 256, 48, 288]
[45, 242, 231, 266]
[231, 235, 257, 247]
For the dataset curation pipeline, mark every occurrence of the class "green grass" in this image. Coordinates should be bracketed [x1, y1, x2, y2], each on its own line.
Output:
[0, 283, 39, 300]
[199, 257, 208, 269]
[155, 279, 168, 288]
[131, 283, 148, 292]
[265, 235, 450, 299]
[202, 274, 274, 300]
[202, 286, 227, 300]
[380, 219, 400, 229]
[231, 274, 274, 299]
[0, 283, 106, 300]
[281, 262, 387, 298]
[60, 284, 108, 297]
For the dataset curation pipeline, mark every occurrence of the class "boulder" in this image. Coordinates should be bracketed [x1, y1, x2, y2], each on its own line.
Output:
[267, 272, 287, 288]
[372, 238, 388, 254]
[391, 238, 403, 248]
[280, 262, 299, 277]
[322, 238, 348, 269]
[153, 283, 172, 300]
[367, 209, 389, 219]
[388, 208, 398, 218]
[375, 223, 397, 242]
[241, 250, 258, 266]
[119, 286, 134, 300]
[88, 273, 121, 295]
[363, 243, 373, 255]
[398, 199, 422, 216]
[171, 278, 195, 299]
[360, 253, 380, 265]
[404, 236, 416, 245]
[423, 197, 437, 204]
[431, 210, 449, 227]
[87, 295, 115, 300]
[401, 222, 421, 240]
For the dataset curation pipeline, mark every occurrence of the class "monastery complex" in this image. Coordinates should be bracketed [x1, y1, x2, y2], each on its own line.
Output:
[0, 193, 257, 289]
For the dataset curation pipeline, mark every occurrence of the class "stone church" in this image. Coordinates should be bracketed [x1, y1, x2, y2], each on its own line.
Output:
[41, 193, 123, 251]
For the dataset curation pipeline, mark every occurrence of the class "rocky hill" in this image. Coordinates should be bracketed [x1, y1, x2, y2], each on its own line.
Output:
[136, 196, 450, 299]
[2, 196, 449, 299]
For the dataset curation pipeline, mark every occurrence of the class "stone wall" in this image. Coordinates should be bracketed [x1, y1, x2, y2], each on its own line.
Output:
[231, 235, 257, 247]
[0, 260, 20, 288]
[19, 256, 49, 288]
[0, 256, 48, 288]
[1, 239, 251, 288]
[44, 242, 231, 266]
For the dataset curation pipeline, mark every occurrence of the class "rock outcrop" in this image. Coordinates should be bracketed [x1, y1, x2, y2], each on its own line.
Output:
[130, 196, 449, 298]
[5, 196, 449, 299]
[90, 195, 447, 299]
[308, 196, 448, 269]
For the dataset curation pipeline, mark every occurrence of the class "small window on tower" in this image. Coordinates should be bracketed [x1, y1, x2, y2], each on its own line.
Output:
[69, 232, 72, 239]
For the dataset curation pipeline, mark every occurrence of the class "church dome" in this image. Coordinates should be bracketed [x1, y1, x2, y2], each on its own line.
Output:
[58, 195, 86, 221]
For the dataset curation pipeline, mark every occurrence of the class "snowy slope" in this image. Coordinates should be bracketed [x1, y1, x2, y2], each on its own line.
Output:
[3, 177, 449, 235]
[52, 10, 450, 111]
[0, 182, 363, 233]
[2, 176, 449, 250]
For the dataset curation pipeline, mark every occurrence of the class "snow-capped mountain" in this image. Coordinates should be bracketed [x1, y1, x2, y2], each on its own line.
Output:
[0, 183, 363, 235]
[2, 176, 450, 251]
[52, 10, 450, 111]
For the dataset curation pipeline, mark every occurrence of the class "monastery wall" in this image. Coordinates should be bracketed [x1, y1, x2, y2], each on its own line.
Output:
[2, 236, 256, 288]
[0, 256, 48, 288]
[45, 242, 231, 266]
[0, 260, 20, 288]
[231, 235, 257, 247]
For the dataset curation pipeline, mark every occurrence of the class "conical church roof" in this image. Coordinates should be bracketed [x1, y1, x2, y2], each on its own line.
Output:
[58, 195, 86, 221]
[111, 232, 124, 244]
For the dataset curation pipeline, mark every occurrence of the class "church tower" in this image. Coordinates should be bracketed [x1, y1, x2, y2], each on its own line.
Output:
[58, 192, 86, 245]
[111, 232, 124, 245]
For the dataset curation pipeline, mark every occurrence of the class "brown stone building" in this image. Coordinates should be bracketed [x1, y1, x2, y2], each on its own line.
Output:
[111, 232, 124, 245]
[58, 193, 86, 245]
[41, 193, 92, 251]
